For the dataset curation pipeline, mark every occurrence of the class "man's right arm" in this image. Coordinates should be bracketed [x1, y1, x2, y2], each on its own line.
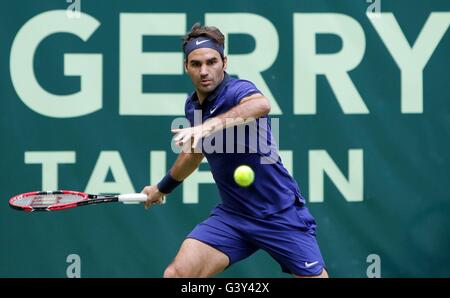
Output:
[142, 152, 203, 208]
[169, 151, 204, 181]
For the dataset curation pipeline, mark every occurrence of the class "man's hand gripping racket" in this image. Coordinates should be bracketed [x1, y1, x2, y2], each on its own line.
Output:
[141, 185, 166, 209]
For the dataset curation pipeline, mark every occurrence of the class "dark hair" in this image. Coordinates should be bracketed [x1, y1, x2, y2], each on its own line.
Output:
[182, 23, 225, 56]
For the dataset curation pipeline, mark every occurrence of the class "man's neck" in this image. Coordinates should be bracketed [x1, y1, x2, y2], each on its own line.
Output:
[197, 91, 208, 105]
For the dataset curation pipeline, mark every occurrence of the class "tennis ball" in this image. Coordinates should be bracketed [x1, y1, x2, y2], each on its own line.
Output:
[234, 165, 255, 187]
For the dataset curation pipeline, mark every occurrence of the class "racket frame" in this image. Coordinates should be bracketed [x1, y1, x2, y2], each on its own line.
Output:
[9, 190, 120, 212]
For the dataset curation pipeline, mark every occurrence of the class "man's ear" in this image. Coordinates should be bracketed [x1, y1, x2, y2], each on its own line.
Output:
[184, 59, 188, 72]
[222, 56, 228, 70]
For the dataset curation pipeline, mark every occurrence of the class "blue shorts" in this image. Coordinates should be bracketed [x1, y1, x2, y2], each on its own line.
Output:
[187, 200, 326, 276]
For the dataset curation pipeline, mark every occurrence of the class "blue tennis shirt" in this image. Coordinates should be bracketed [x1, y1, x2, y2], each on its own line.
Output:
[185, 73, 305, 218]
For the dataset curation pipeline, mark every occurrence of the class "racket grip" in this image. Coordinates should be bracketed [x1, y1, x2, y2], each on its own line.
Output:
[118, 193, 148, 203]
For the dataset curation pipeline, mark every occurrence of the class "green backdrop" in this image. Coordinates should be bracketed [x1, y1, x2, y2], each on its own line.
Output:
[1, 0, 449, 277]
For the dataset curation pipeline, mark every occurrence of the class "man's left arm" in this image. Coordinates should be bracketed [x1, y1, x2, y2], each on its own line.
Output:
[207, 93, 271, 132]
[172, 94, 270, 149]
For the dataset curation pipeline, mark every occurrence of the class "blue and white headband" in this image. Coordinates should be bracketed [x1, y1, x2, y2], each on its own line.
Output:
[183, 37, 224, 58]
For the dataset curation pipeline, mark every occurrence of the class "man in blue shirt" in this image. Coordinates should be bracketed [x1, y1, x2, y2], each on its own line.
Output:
[142, 23, 328, 278]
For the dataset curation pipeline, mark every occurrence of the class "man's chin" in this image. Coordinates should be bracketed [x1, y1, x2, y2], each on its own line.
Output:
[198, 85, 215, 93]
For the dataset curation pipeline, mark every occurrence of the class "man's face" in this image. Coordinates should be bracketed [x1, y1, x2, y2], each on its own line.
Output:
[185, 48, 227, 98]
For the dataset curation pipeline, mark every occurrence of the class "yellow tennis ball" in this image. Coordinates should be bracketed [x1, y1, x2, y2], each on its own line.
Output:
[234, 165, 255, 187]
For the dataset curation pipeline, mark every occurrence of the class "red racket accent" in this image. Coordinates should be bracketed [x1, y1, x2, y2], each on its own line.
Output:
[9, 190, 89, 212]
[8, 190, 147, 212]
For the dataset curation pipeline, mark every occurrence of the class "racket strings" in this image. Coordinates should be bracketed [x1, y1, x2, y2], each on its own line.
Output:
[30, 195, 61, 207]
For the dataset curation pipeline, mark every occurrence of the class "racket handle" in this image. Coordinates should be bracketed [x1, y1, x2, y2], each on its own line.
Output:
[118, 193, 148, 203]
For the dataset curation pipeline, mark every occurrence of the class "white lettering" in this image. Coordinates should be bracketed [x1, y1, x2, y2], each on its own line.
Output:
[10, 10, 102, 118]
[294, 13, 368, 115]
[309, 149, 364, 202]
[206, 13, 282, 114]
[85, 151, 135, 194]
[369, 12, 450, 113]
[120, 13, 186, 115]
[25, 151, 76, 190]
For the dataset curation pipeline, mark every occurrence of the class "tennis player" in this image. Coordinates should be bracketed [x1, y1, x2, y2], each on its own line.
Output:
[142, 24, 328, 278]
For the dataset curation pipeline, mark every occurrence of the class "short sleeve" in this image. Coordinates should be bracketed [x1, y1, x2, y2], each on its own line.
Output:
[184, 96, 194, 126]
[233, 80, 262, 106]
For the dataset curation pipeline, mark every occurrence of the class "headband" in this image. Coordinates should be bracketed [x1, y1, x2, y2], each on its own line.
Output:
[183, 37, 224, 58]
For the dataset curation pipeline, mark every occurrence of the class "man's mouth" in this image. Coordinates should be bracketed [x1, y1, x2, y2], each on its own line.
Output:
[200, 79, 212, 86]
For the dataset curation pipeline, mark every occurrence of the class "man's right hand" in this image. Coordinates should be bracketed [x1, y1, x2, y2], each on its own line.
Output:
[141, 185, 166, 209]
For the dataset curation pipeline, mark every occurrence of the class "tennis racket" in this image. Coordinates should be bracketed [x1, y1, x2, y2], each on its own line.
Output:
[9, 190, 152, 212]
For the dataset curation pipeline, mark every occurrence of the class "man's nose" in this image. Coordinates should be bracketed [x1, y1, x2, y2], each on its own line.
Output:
[200, 64, 208, 76]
